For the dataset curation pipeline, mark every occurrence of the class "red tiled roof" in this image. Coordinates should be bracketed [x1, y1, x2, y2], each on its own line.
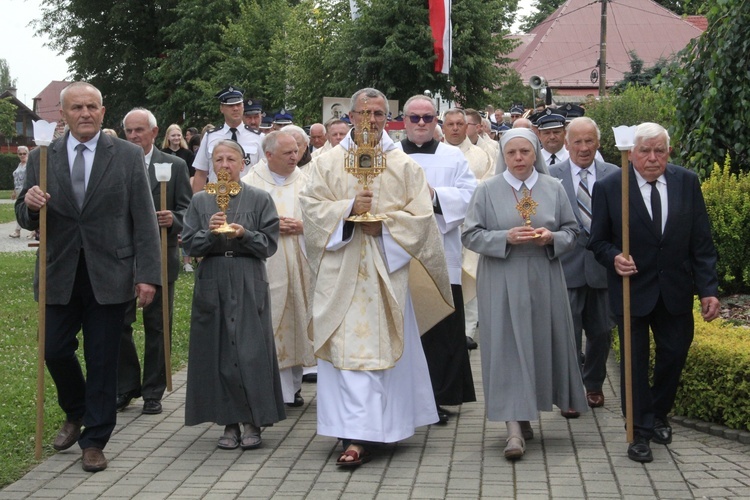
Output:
[684, 15, 708, 31]
[33, 81, 71, 122]
[508, 0, 703, 94]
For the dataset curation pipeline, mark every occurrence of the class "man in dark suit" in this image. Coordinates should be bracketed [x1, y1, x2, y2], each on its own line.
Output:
[588, 122, 720, 463]
[118, 108, 192, 415]
[549, 117, 617, 418]
[15, 82, 161, 472]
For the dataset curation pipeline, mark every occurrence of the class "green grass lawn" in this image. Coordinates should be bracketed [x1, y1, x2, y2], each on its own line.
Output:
[0, 253, 194, 488]
[0, 190, 12, 200]
[0, 203, 17, 224]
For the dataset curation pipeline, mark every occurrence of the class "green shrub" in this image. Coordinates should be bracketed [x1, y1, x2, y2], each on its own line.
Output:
[612, 303, 750, 431]
[674, 312, 750, 430]
[0, 153, 17, 190]
[584, 85, 676, 166]
[701, 155, 750, 293]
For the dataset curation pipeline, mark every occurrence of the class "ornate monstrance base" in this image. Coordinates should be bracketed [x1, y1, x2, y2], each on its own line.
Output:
[205, 169, 242, 235]
[516, 186, 541, 237]
[345, 212, 388, 222]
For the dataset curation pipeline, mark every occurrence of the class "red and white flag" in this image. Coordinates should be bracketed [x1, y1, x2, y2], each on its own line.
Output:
[429, 0, 451, 74]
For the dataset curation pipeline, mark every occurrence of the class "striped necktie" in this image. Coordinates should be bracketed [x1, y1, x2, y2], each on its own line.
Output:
[577, 168, 592, 234]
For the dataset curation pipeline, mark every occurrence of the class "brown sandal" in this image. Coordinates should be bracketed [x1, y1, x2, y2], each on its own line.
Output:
[336, 446, 372, 467]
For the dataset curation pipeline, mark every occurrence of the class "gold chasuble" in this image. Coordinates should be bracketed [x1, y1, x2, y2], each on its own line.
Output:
[242, 163, 314, 370]
[300, 134, 453, 371]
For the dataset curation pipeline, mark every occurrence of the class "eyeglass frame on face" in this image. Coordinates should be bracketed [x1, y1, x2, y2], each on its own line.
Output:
[18, 152, 28, 156]
[350, 109, 387, 120]
[406, 114, 436, 124]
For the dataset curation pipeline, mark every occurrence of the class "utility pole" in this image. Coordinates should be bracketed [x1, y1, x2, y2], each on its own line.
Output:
[599, 0, 608, 97]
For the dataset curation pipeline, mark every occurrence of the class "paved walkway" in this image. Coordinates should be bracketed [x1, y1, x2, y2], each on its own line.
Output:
[2, 212, 749, 499]
[3, 347, 750, 499]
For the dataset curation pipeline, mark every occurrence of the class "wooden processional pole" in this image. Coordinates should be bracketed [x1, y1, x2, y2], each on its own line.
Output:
[35, 146, 48, 460]
[620, 150, 634, 443]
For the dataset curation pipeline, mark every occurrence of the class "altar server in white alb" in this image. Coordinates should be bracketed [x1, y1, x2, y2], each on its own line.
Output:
[300, 88, 453, 468]
[396, 94, 478, 425]
[241, 131, 313, 408]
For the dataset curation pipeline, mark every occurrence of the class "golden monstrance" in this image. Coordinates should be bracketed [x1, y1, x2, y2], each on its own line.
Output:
[515, 187, 540, 237]
[344, 106, 388, 222]
[205, 169, 242, 234]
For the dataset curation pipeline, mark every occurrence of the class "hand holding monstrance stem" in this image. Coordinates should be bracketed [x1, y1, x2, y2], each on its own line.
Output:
[205, 169, 242, 235]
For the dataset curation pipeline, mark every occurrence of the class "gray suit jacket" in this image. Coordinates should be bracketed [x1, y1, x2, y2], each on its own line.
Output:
[148, 148, 192, 283]
[16, 132, 161, 304]
[548, 158, 618, 289]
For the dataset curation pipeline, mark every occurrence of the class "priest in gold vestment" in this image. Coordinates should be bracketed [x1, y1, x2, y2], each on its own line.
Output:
[300, 88, 453, 468]
[242, 131, 313, 407]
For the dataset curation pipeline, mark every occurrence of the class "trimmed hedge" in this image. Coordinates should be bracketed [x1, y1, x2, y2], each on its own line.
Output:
[613, 305, 750, 431]
[0, 153, 17, 190]
[674, 309, 750, 430]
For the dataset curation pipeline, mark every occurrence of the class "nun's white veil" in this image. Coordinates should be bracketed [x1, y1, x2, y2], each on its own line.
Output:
[495, 128, 550, 176]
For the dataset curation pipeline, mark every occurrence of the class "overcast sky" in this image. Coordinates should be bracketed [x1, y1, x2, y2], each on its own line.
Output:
[1, 0, 534, 109]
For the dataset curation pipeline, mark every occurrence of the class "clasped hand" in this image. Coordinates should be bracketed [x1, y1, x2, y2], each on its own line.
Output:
[209, 211, 245, 239]
[507, 225, 551, 246]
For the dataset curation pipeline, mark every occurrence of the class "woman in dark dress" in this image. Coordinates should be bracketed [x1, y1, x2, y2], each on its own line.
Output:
[162, 123, 195, 177]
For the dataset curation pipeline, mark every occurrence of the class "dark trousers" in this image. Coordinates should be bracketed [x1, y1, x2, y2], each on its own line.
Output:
[118, 283, 174, 401]
[568, 285, 613, 392]
[421, 284, 476, 406]
[45, 254, 128, 450]
[616, 296, 694, 438]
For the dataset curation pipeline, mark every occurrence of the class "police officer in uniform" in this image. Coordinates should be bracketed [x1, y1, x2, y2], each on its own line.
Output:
[243, 98, 264, 132]
[192, 86, 263, 193]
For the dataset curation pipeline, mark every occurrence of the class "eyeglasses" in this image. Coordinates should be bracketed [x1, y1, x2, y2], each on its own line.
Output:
[18, 152, 28, 156]
[350, 110, 387, 120]
[406, 114, 435, 124]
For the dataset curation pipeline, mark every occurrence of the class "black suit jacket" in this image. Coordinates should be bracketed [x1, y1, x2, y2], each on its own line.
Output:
[16, 132, 161, 304]
[148, 148, 192, 283]
[587, 163, 718, 317]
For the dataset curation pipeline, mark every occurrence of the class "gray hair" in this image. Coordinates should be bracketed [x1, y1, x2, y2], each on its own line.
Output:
[281, 124, 309, 145]
[122, 107, 158, 129]
[262, 130, 296, 154]
[632, 122, 670, 151]
[60, 82, 102, 108]
[212, 139, 245, 160]
[17, 145, 29, 154]
[566, 116, 601, 141]
[443, 108, 467, 120]
[350, 88, 390, 115]
[403, 95, 436, 115]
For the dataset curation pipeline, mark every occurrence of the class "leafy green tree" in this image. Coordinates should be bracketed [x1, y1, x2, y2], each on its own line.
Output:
[485, 68, 533, 111]
[653, 0, 708, 15]
[518, 0, 564, 33]
[146, 0, 241, 127]
[35, 0, 178, 127]
[0, 59, 16, 91]
[670, 0, 750, 175]
[325, 0, 518, 110]
[610, 51, 674, 94]
[0, 97, 17, 139]
[583, 85, 675, 165]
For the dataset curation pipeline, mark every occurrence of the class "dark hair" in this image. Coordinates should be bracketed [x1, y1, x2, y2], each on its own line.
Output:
[188, 134, 202, 151]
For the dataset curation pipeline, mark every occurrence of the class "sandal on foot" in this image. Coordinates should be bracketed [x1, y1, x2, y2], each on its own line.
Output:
[241, 423, 262, 450]
[217, 425, 240, 450]
[504, 435, 525, 460]
[336, 446, 371, 468]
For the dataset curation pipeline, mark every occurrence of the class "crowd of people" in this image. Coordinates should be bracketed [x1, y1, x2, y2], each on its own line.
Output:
[13, 81, 720, 473]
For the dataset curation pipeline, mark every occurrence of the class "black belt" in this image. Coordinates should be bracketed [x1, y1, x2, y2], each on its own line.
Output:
[205, 251, 253, 258]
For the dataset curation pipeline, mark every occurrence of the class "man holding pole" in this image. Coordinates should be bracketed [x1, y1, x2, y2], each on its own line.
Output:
[118, 108, 192, 415]
[15, 82, 161, 472]
[588, 122, 719, 463]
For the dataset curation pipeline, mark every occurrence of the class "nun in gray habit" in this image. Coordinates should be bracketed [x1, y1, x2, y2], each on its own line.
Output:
[461, 128, 587, 460]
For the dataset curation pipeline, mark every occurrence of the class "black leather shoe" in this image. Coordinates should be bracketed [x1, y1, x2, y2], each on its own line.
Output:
[436, 406, 449, 425]
[466, 336, 478, 350]
[142, 399, 163, 415]
[302, 373, 317, 383]
[627, 435, 653, 463]
[286, 390, 304, 407]
[652, 417, 672, 445]
[116, 390, 138, 412]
